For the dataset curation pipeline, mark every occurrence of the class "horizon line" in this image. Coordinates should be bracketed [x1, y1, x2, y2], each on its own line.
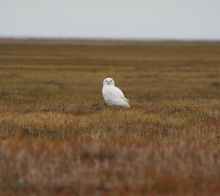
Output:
[0, 36, 220, 42]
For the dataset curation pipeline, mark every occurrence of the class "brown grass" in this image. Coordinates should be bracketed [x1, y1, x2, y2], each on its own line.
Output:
[0, 39, 220, 195]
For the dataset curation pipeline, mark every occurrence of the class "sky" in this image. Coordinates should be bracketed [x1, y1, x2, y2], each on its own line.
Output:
[0, 0, 220, 40]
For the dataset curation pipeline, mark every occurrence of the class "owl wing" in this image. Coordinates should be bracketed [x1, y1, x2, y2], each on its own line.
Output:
[114, 87, 129, 103]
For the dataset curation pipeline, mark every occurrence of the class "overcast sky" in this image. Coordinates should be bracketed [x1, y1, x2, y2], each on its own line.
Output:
[0, 0, 220, 40]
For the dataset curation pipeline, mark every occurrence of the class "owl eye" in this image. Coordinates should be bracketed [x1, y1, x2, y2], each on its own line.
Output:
[105, 80, 107, 82]
[110, 80, 112, 82]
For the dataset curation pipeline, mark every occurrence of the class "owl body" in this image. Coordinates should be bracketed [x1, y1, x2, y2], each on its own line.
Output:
[102, 78, 130, 108]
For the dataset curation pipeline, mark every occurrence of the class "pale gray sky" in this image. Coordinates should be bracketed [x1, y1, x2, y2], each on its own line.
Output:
[1, 0, 220, 40]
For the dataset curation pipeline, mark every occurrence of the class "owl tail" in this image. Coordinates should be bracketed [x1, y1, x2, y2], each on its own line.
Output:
[123, 98, 130, 108]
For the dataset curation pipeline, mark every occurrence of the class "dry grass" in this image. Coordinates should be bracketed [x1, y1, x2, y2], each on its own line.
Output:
[1, 140, 220, 196]
[0, 39, 220, 195]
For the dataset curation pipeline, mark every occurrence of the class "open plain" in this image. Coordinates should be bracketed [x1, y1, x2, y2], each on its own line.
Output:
[0, 39, 220, 195]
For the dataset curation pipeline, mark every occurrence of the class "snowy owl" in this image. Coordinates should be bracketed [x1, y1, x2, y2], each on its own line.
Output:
[102, 78, 130, 108]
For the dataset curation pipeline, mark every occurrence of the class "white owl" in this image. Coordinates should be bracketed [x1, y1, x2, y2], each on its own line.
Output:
[102, 78, 130, 108]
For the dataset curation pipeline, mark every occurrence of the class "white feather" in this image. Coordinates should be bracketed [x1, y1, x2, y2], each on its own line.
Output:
[102, 78, 130, 108]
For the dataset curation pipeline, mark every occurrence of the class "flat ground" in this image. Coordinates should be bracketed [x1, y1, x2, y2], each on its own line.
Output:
[0, 39, 220, 195]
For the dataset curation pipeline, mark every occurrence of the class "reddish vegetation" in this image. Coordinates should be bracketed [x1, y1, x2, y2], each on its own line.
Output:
[0, 39, 220, 195]
[1, 140, 220, 195]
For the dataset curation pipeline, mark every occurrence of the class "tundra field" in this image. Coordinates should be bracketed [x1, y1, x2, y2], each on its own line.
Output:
[0, 39, 220, 195]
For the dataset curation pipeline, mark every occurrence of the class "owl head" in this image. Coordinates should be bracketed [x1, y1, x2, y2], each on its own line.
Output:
[103, 78, 115, 86]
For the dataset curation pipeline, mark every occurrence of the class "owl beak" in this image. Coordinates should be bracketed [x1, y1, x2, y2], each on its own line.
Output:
[108, 82, 110, 84]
